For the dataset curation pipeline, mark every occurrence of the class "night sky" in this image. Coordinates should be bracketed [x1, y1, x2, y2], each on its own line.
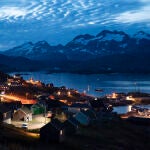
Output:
[0, 0, 150, 50]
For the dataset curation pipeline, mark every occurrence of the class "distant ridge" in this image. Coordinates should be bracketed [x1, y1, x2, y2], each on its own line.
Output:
[1, 30, 150, 73]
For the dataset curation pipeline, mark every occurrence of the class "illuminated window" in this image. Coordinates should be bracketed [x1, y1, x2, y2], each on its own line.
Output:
[60, 130, 63, 135]
[3, 113, 7, 118]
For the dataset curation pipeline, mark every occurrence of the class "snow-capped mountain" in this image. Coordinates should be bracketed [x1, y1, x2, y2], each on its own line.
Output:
[2, 41, 65, 60]
[65, 30, 131, 60]
[3, 30, 150, 61]
[1, 30, 150, 73]
[133, 31, 150, 40]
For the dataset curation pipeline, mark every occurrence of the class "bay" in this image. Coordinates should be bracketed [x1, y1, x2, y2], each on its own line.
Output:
[11, 72, 150, 97]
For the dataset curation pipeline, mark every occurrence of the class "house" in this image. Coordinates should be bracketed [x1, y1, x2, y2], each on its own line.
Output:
[81, 109, 97, 124]
[40, 119, 65, 143]
[7, 76, 22, 87]
[26, 77, 43, 87]
[63, 117, 79, 135]
[75, 111, 90, 126]
[38, 98, 66, 115]
[0, 104, 11, 124]
[126, 92, 150, 103]
[68, 103, 91, 113]
[0, 83, 9, 91]
[31, 103, 45, 115]
[13, 106, 32, 122]
[3, 101, 22, 113]
[89, 99, 105, 111]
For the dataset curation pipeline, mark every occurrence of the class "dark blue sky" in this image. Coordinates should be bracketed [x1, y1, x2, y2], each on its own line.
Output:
[0, 0, 150, 50]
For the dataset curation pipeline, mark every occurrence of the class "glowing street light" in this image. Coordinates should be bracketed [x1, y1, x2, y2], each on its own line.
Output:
[57, 91, 61, 96]
[67, 91, 71, 96]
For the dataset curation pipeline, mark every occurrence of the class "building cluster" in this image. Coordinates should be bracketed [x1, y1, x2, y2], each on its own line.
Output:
[0, 73, 113, 141]
[0, 72, 149, 143]
[106, 92, 150, 106]
[131, 105, 150, 117]
[0, 92, 114, 142]
[26, 77, 43, 87]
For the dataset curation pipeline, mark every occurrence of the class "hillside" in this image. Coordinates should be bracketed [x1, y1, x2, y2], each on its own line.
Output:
[0, 118, 149, 150]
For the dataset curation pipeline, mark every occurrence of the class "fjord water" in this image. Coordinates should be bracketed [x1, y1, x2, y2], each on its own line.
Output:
[11, 72, 150, 114]
[113, 104, 150, 114]
[13, 72, 150, 97]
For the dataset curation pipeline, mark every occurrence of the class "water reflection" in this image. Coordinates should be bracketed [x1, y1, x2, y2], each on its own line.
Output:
[113, 105, 132, 114]
[113, 105, 150, 114]
[11, 72, 150, 97]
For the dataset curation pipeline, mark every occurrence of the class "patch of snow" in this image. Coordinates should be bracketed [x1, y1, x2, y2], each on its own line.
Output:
[59, 50, 64, 53]
[72, 48, 80, 51]
[80, 49, 87, 52]
[13, 43, 34, 56]
[21, 43, 33, 49]
[134, 32, 150, 40]
[40, 41, 47, 44]
[74, 38, 89, 45]
[120, 43, 127, 48]
[93, 33, 124, 42]
[41, 48, 47, 53]
[101, 33, 124, 42]
[35, 46, 40, 48]
[79, 49, 95, 55]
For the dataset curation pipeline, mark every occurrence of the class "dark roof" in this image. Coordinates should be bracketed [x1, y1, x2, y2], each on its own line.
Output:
[41, 119, 63, 131]
[20, 107, 32, 114]
[0, 104, 11, 113]
[3, 102, 22, 110]
[68, 117, 79, 126]
[89, 100, 105, 108]
[31, 103, 44, 108]
[3, 101, 22, 106]
[51, 119, 64, 130]
[81, 110, 97, 119]
[70, 103, 90, 108]
[39, 99, 67, 108]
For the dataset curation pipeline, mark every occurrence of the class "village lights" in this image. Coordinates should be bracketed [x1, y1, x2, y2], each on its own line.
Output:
[112, 92, 117, 99]
[60, 130, 63, 135]
[26, 93, 29, 100]
[57, 91, 61, 96]
[128, 105, 132, 112]
[94, 97, 97, 100]
[67, 91, 71, 96]
[126, 96, 132, 100]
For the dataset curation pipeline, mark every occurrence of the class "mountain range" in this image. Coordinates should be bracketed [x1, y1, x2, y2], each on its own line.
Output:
[1, 30, 150, 73]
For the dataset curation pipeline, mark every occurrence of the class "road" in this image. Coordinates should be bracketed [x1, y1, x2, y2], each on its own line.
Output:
[11, 114, 50, 130]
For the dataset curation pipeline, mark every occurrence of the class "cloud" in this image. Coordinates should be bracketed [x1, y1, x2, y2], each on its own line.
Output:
[0, 0, 150, 49]
[138, 0, 150, 2]
[0, 6, 27, 20]
[1, 0, 148, 26]
[114, 5, 150, 23]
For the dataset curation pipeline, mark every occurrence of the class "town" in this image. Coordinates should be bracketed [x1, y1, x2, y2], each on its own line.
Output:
[0, 71, 150, 149]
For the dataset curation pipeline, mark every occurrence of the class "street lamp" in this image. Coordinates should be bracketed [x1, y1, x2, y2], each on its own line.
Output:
[67, 91, 71, 96]
[26, 93, 29, 100]
[57, 91, 61, 96]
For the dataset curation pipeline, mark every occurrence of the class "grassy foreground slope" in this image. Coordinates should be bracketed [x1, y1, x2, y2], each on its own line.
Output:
[0, 118, 150, 150]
